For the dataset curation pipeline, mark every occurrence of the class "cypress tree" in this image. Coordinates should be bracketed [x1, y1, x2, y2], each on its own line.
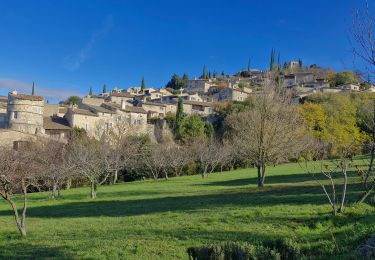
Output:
[175, 97, 184, 139]
[208, 71, 211, 79]
[202, 64, 207, 79]
[89, 86, 93, 96]
[141, 77, 146, 90]
[298, 59, 303, 68]
[248, 58, 251, 72]
[221, 71, 225, 77]
[270, 49, 275, 71]
[31, 82, 35, 95]
[103, 84, 107, 94]
[277, 53, 281, 72]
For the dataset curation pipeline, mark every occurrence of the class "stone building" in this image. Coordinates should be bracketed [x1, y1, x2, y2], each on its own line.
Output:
[6, 91, 45, 135]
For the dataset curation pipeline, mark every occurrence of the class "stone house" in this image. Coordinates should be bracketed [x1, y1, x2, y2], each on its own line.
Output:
[141, 102, 168, 118]
[107, 92, 135, 104]
[182, 100, 214, 116]
[186, 79, 216, 93]
[6, 91, 45, 135]
[82, 96, 106, 106]
[0, 98, 7, 128]
[215, 87, 250, 102]
[43, 116, 71, 140]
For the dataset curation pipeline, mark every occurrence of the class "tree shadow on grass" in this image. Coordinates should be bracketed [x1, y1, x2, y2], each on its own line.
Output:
[0, 183, 364, 219]
[204, 171, 360, 186]
[0, 242, 75, 260]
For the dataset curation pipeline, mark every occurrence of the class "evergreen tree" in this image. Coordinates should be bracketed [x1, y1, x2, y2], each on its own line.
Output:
[270, 48, 275, 71]
[89, 86, 93, 96]
[175, 97, 184, 139]
[221, 71, 225, 77]
[214, 71, 218, 78]
[283, 62, 288, 70]
[277, 53, 281, 72]
[298, 59, 303, 68]
[248, 58, 251, 71]
[201, 64, 207, 79]
[182, 73, 189, 88]
[103, 84, 107, 94]
[208, 71, 211, 79]
[31, 82, 35, 95]
[141, 77, 146, 90]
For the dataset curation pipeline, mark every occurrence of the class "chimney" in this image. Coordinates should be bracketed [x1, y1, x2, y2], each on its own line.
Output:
[121, 100, 126, 109]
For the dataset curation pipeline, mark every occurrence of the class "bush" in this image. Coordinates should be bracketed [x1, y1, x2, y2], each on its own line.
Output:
[357, 234, 375, 259]
[262, 238, 300, 260]
[187, 239, 301, 260]
[187, 242, 258, 260]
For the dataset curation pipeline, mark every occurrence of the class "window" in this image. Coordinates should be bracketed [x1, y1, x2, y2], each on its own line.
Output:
[13, 111, 18, 119]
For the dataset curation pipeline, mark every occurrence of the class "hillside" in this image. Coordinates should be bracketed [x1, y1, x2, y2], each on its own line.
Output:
[0, 163, 374, 259]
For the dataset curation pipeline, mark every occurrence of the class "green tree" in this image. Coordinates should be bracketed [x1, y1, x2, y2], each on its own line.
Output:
[204, 121, 214, 139]
[141, 77, 146, 90]
[175, 97, 184, 139]
[221, 71, 225, 77]
[214, 71, 218, 78]
[201, 64, 207, 79]
[298, 59, 303, 68]
[335, 71, 359, 86]
[270, 48, 275, 71]
[89, 86, 93, 96]
[103, 84, 107, 94]
[67, 96, 81, 106]
[180, 115, 206, 140]
[31, 82, 35, 96]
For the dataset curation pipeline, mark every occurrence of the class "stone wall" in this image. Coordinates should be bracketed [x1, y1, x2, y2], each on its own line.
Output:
[0, 129, 38, 148]
[7, 94, 44, 134]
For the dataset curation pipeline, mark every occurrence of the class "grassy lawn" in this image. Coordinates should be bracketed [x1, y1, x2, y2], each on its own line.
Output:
[0, 163, 374, 259]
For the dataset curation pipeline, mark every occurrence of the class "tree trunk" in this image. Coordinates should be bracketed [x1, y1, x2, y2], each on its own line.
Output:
[339, 169, 348, 214]
[113, 170, 118, 184]
[257, 164, 262, 187]
[91, 181, 97, 199]
[66, 178, 72, 190]
[357, 185, 375, 204]
[52, 183, 58, 199]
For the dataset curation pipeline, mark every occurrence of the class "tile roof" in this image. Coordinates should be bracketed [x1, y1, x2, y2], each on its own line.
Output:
[143, 101, 167, 107]
[43, 117, 71, 130]
[110, 92, 135, 98]
[86, 104, 117, 114]
[122, 105, 147, 114]
[10, 93, 44, 101]
[72, 108, 98, 117]
[183, 100, 213, 107]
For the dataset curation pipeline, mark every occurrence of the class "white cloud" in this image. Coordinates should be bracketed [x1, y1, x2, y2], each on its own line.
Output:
[64, 15, 114, 71]
[0, 78, 84, 101]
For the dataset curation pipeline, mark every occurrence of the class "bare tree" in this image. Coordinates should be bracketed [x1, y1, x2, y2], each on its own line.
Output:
[191, 138, 224, 178]
[96, 118, 136, 184]
[67, 137, 109, 199]
[355, 99, 375, 204]
[39, 140, 73, 198]
[225, 85, 305, 187]
[0, 141, 43, 237]
[352, 0, 375, 79]
[300, 141, 353, 215]
[141, 144, 170, 180]
[163, 144, 191, 177]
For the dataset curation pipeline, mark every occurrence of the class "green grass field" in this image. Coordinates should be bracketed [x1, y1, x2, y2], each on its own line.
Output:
[0, 163, 374, 259]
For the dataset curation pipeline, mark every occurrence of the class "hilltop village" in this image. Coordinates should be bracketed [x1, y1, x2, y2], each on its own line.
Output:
[0, 60, 373, 146]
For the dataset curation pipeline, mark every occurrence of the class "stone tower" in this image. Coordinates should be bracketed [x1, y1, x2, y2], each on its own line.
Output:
[6, 91, 45, 134]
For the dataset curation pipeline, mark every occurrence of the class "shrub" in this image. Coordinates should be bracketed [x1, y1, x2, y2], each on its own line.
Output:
[187, 239, 301, 260]
[262, 238, 300, 260]
[357, 234, 375, 259]
[187, 242, 257, 260]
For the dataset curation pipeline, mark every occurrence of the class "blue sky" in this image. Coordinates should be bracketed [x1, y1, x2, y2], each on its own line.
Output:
[0, 0, 367, 101]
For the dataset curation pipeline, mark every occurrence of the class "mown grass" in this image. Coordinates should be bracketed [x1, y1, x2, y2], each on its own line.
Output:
[0, 163, 374, 259]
